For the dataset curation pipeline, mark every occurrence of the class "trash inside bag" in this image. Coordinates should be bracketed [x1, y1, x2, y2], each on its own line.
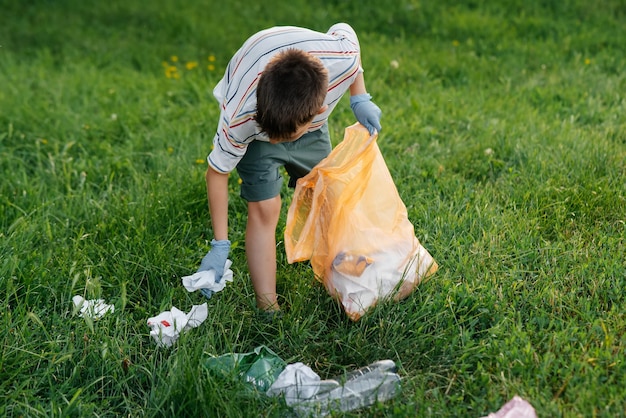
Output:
[204, 345, 287, 393]
[285, 123, 438, 320]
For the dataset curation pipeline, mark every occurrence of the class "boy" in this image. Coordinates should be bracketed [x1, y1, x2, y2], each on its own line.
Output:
[198, 23, 382, 313]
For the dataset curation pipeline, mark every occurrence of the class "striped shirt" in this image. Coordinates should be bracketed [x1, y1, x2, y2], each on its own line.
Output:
[208, 23, 363, 173]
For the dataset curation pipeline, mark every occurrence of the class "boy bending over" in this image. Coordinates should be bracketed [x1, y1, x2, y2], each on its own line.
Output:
[198, 23, 382, 313]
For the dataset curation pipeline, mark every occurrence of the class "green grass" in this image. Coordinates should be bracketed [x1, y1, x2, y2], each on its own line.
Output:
[1, 0, 625, 416]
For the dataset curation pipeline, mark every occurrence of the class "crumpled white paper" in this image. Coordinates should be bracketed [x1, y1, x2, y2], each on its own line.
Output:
[482, 395, 537, 418]
[147, 303, 208, 348]
[181, 260, 234, 294]
[72, 295, 115, 319]
[267, 362, 328, 401]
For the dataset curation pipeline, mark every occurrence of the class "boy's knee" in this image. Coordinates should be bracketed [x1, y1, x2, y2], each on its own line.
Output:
[248, 196, 281, 225]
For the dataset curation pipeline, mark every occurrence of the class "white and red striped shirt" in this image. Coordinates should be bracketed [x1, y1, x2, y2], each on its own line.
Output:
[208, 23, 363, 173]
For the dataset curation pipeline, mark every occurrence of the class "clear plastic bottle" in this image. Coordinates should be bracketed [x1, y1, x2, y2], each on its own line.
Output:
[342, 359, 397, 382]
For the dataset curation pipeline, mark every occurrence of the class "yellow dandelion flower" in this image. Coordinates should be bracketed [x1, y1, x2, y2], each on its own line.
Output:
[238, 178, 243, 185]
[452, 40, 460, 47]
[584, 58, 591, 65]
[208, 64, 215, 71]
[208, 55, 216, 62]
[195, 158, 206, 165]
[186, 61, 198, 70]
[40, 138, 48, 145]
[165, 65, 179, 78]
[171, 55, 178, 62]
[162, 61, 169, 67]
[167, 146, 174, 154]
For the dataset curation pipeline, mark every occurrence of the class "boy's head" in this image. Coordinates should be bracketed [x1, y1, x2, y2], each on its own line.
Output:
[256, 49, 328, 143]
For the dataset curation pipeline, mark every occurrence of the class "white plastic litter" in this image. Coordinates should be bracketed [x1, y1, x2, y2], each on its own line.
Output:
[181, 260, 234, 293]
[267, 362, 330, 402]
[147, 303, 208, 348]
[267, 359, 400, 417]
[482, 395, 537, 418]
[72, 295, 114, 319]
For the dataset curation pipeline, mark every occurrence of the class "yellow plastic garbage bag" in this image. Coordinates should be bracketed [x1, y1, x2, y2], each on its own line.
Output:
[285, 123, 438, 320]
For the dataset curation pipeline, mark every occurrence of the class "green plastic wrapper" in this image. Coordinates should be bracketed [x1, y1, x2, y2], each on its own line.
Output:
[204, 345, 287, 392]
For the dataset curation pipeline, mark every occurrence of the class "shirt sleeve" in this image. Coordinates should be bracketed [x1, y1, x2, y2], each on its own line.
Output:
[206, 115, 249, 174]
[208, 55, 266, 174]
[326, 23, 361, 52]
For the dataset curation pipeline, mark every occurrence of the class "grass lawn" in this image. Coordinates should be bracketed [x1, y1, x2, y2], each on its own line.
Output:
[1, 0, 624, 416]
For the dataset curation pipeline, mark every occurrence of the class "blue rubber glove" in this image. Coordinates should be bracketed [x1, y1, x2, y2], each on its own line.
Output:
[350, 94, 382, 135]
[197, 239, 231, 299]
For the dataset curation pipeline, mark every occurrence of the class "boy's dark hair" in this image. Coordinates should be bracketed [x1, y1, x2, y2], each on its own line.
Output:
[256, 49, 328, 141]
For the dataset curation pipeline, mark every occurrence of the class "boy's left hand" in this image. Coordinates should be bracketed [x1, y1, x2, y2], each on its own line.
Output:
[350, 94, 382, 135]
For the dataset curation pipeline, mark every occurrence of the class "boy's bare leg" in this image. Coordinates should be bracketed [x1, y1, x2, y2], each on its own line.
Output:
[246, 196, 282, 311]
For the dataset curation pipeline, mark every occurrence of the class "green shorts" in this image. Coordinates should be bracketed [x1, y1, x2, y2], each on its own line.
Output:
[236, 124, 331, 202]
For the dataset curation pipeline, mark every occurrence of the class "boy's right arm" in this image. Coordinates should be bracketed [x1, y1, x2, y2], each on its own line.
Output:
[206, 167, 229, 241]
[197, 167, 231, 277]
